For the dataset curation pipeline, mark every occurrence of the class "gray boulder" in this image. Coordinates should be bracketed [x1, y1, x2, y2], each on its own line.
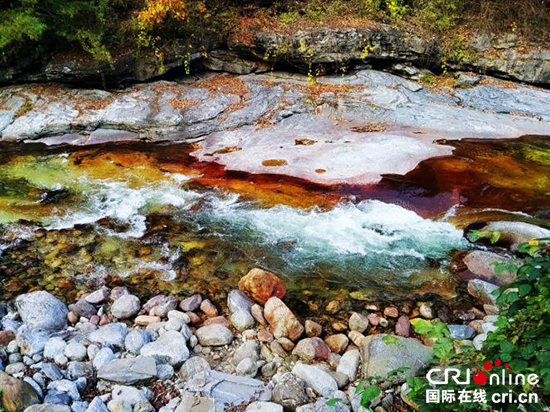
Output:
[360, 334, 433, 380]
[140, 330, 189, 366]
[97, 356, 157, 384]
[16, 291, 68, 331]
[89, 323, 128, 348]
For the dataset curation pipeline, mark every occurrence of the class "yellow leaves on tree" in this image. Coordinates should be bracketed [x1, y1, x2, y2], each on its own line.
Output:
[137, 0, 209, 29]
[138, 0, 188, 28]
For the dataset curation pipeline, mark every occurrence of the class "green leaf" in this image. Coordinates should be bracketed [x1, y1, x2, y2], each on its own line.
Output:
[519, 284, 532, 296]
[325, 398, 341, 407]
[359, 386, 381, 407]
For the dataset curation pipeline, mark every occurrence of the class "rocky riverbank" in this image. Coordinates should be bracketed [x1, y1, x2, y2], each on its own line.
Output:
[0, 220, 548, 412]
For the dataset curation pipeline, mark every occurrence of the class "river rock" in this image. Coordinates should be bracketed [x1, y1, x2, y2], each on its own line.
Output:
[296, 398, 350, 412]
[179, 294, 202, 312]
[15, 291, 68, 331]
[246, 402, 283, 412]
[348, 312, 369, 333]
[324, 334, 349, 354]
[236, 358, 258, 377]
[97, 356, 157, 384]
[232, 340, 260, 366]
[291, 363, 338, 397]
[272, 372, 309, 410]
[125, 329, 151, 354]
[360, 334, 433, 379]
[463, 250, 516, 286]
[196, 324, 234, 346]
[239, 268, 286, 305]
[178, 356, 211, 381]
[16, 327, 48, 356]
[84, 287, 110, 304]
[183, 370, 271, 410]
[292, 337, 330, 361]
[481, 221, 550, 251]
[337, 349, 361, 381]
[467, 279, 499, 305]
[111, 294, 141, 320]
[304, 320, 322, 337]
[264, 297, 304, 341]
[24, 405, 71, 412]
[86, 397, 109, 412]
[395, 315, 411, 337]
[89, 323, 128, 349]
[43, 337, 67, 359]
[448, 325, 476, 340]
[0, 371, 40, 412]
[140, 330, 189, 366]
[64, 342, 86, 361]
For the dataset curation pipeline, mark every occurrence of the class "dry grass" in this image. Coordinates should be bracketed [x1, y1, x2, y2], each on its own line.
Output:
[350, 123, 386, 133]
[168, 98, 199, 109]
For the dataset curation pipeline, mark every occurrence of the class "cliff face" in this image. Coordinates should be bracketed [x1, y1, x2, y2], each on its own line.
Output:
[1, 26, 549, 87]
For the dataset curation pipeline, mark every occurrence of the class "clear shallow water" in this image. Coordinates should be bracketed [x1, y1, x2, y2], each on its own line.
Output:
[0, 136, 548, 302]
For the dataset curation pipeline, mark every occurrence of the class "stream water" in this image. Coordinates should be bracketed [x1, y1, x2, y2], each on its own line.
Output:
[0, 136, 548, 308]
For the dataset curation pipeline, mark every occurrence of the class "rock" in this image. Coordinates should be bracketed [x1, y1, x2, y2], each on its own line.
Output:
[463, 251, 516, 286]
[110, 287, 130, 301]
[383, 307, 399, 318]
[230, 311, 255, 332]
[0, 331, 16, 347]
[135, 315, 161, 326]
[0, 371, 40, 411]
[70, 299, 97, 318]
[348, 313, 369, 333]
[111, 294, 141, 320]
[293, 338, 330, 361]
[84, 287, 110, 305]
[183, 370, 271, 410]
[86, 397, 109, 412]
[174, 394, 215, 412]
[467, 279, 499, 305]
[336, 349, 360, 381]
[16, 327, 48, 356]
[348, 331, 365, 347]
[44, 338, 67, 359]
[64, 342, 87, 361]
[246, 402, 283, 412]
[147, 296, 178, 318]
[455, 72, 481, 87]
[37, 362, 64, 381]
[251, 304, 266, 326]
[24, 405, 71, 412]
[196, 325, 234, 347]
[296, 398, 350, 412]
[200, 300, 218, 318]
[395, 316, 411, 337]
[291, 363, 338, 397]
[272, 373, 309, 410]
[203, 316, 231, 328]
[46, 380, 81, 401]
[227, 290, 254, 313]
[448, 325, 476, 340]
[324, 334, 349, 354]
[238, 268, 286, 305]
[125, 329, 151, 354]
[92, 348, 115, 370]
[66, 361, 93, 380]
[89, 323, 128, 348]
[15, 291, 68, 331]
[157, 364, 174, 380]
[481, 221, 550, 251]
[419, 304, 434, 319]
[178, 356, 211, 381]
[140, 330, 189, 366]
[360, 334, 433, 379]
[179, 294, 202, 312]
[304, 320, 322, 337]
[473, 333, 487, 350]
[232, 341, 260, 366]
[97, 356, 157, 384]
[264, 297, 304, 341]
[236, 358, 258, 377]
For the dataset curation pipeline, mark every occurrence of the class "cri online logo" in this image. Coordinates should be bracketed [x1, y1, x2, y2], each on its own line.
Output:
[427, 359, 540, 386]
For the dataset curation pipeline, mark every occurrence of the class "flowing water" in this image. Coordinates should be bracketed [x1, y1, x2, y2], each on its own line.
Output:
[0, 136, 549, 306]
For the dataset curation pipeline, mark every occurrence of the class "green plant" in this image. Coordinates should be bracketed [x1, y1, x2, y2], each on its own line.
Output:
[404, 239, 549, 411]
[386, 0, 406, 19]
[412, 0, 463, 32]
